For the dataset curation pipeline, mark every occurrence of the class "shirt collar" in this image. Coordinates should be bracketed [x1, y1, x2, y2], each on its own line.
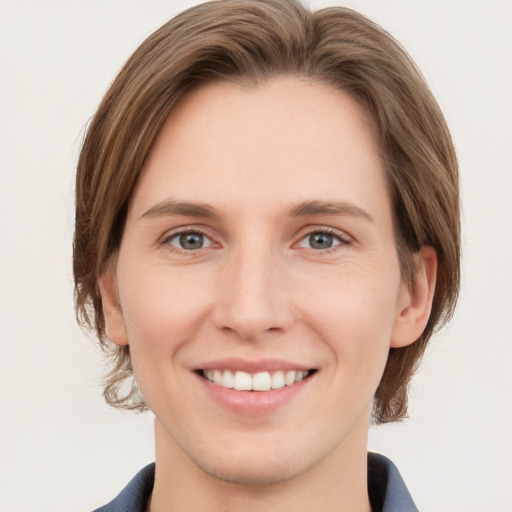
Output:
[368, 452, 419, 512]
[94, 453, 418, 512]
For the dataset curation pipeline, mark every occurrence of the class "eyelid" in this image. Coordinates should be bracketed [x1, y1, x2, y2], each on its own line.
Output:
[160, 225, 220, 252]
[158, 224, 352, 254]
[294, 226, 352, 251]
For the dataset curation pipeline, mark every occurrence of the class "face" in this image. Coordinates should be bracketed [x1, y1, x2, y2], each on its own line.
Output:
[102, 77, 429, 485]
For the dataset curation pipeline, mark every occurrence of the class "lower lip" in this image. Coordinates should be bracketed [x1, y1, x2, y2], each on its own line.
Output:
[196, 373, 313, 415]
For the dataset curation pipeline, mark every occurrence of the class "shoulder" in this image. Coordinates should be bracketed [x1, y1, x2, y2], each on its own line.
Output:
[92, 463, 155, 512]
[368, 452, 419, 512]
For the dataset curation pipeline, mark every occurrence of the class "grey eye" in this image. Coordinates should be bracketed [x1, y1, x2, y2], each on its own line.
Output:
[180, 233, 204, 250]
[298, 231, 344, 250]
[309, 233, 335, 250]
[168, 232, 212, 250]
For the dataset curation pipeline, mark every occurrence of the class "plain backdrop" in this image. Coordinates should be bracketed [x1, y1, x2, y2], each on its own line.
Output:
[1, 1, 511, 511]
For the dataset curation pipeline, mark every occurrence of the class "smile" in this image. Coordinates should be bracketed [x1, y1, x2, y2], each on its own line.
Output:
[201, 369, 315, 391]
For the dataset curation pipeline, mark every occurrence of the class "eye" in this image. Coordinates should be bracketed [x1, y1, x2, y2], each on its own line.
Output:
[298, 231, 347, 251]
[166, 231, 213, 251]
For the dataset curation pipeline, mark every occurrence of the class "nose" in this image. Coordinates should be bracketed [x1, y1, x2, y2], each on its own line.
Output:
[213, 245, 293, 341]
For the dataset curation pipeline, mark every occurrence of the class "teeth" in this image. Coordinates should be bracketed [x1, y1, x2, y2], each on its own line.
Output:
[285, 370, 296, 386]
[202, 369, 311, 391]
[234, 371, 252, 391]
[271, 371, 285, 389]
[252, 371, 272, 391]
[221, 369, 234, 389]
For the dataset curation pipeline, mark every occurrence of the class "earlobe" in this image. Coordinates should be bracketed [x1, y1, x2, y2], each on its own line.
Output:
[99, 270, 129, 346]
[390, 246, 437, 348]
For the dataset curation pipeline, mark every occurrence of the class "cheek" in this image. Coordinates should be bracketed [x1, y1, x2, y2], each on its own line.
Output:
[117, 262, 215, 356]
[297, 262, 401, 375]
[299, 259, 400, 333]
[116, 263, 217, 411]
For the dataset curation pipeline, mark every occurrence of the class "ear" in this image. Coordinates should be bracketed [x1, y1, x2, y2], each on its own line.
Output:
[98, 268, 129, 346]
[390, 246, 437, 348]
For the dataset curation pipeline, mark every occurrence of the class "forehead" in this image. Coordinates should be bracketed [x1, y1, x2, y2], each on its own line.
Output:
[130, 76, 388, 220]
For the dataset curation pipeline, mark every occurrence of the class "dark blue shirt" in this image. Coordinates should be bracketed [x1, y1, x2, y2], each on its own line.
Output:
[93, 452, 418, 512]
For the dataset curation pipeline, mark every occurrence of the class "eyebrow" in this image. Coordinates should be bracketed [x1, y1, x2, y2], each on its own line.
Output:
[139, 198, 373, 222]
[288, 200, 374, 222]
[139, 199, 219, 220]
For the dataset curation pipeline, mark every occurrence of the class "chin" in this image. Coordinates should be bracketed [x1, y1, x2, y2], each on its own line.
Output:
[195, 455, 301, 487]
[181, 436, 309, 487]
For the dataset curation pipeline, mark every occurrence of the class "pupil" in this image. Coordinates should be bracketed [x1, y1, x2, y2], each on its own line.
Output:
[180, 233, 203, 250]
[310, 233, 333, 249]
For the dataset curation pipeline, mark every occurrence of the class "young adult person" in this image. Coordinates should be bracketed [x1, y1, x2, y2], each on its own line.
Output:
[73, 1, 460, 510]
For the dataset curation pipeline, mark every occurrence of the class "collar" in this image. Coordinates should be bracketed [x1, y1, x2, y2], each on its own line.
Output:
[93, 452, 418, 512]
[368, 452, 419, 512]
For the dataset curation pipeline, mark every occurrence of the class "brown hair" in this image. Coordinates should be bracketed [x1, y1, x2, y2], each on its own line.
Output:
[74, 0, 460, 423]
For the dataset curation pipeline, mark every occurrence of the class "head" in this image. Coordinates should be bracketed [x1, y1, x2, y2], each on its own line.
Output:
[74, 0, 459, 425]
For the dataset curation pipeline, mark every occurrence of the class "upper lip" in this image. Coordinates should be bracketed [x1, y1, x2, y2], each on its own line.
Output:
[195, 358, 314, 373]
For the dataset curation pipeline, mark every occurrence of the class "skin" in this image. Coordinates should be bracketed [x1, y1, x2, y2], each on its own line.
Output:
[101, 77, 437, 512]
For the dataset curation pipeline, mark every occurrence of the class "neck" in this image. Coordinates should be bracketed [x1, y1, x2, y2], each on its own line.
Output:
[149, 420, 372, 512]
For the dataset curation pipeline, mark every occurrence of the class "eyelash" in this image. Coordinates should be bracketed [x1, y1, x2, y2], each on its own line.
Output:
[161, 227, 351, 255]
[296, 227, 351, 254]
[161, 227, 214, 255]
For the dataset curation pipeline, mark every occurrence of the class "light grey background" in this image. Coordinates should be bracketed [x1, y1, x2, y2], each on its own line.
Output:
[0, 1, 511, 511]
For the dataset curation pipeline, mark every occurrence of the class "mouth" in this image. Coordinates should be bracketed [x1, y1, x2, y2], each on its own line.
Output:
[197, 369, 317, 391]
